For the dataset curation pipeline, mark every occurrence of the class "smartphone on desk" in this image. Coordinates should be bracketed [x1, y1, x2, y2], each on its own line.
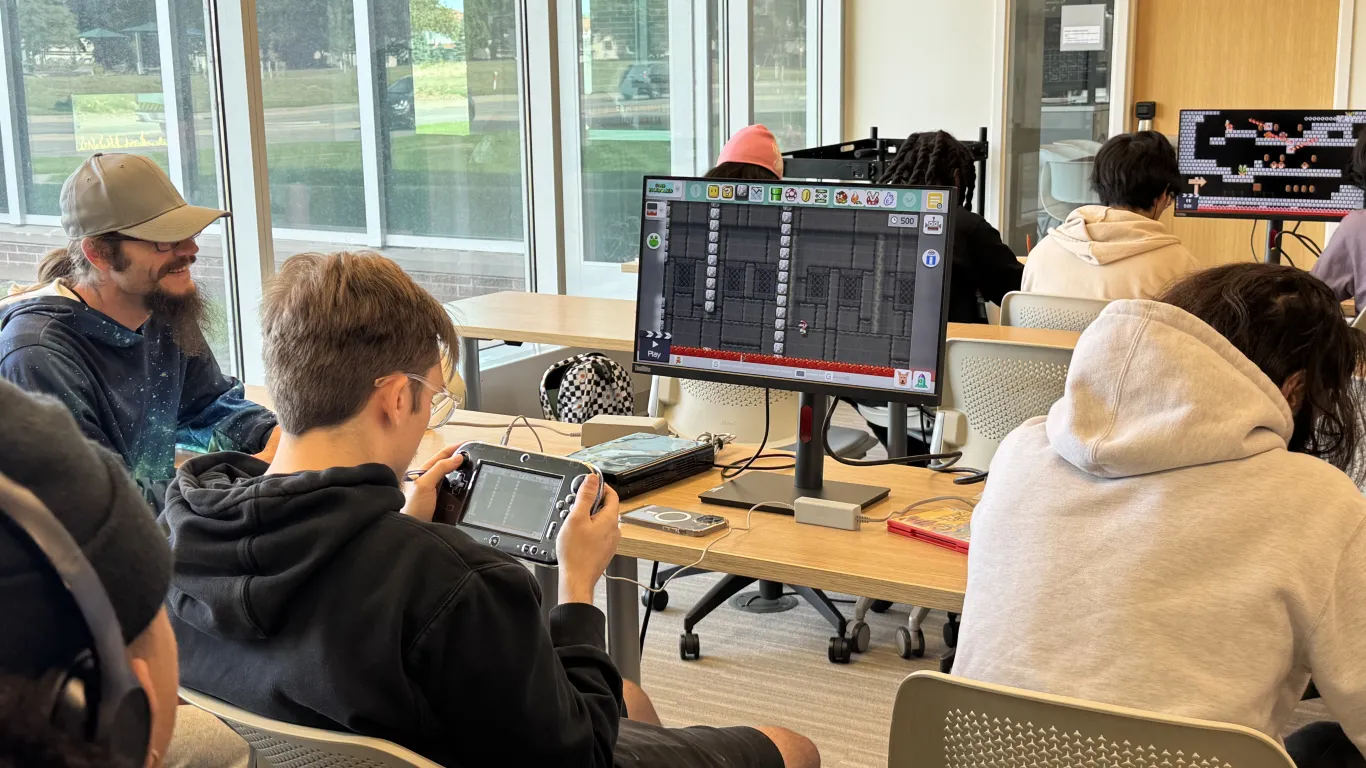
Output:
[622, 505, 729, 536]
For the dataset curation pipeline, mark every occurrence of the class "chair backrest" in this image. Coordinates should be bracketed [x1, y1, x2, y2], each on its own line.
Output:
[930, 338, 1073, 470]
[1001, 291, 1112, 332]
[889, 671, 1296, 768]
[649, 376, 799, 444]
[1352, 310, 1366, 329]
[179, 688, 442, 768]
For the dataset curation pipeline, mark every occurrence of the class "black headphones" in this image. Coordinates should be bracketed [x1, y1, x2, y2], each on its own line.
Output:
[0, 471, 151, 763]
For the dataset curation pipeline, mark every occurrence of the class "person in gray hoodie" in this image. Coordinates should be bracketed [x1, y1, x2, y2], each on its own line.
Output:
[1022, 131, 1202, 300]
[954, 263, 1366, 767]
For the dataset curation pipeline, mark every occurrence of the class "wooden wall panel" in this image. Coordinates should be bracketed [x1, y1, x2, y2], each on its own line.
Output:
[1132, 0, 1339, 268]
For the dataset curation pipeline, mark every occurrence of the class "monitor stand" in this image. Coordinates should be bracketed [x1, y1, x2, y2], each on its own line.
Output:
[699, 392, 890, 512]
[1264, 217, 1285, 264]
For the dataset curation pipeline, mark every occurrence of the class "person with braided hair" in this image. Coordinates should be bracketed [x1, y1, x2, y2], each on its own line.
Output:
[1022, 130, 1199, 300]
[878, 131, 1023, 323]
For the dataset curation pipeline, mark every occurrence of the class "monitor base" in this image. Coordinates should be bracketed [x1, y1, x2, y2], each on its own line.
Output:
[699, 472, 890, 512]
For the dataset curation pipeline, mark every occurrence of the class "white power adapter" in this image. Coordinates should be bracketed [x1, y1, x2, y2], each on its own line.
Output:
[793, 496, 861, 531]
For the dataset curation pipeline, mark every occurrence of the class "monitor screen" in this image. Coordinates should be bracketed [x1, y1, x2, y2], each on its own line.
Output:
[630, 176, 955, 406]
[461, 464, 561, 540]
[1175, 109, 1366, 221]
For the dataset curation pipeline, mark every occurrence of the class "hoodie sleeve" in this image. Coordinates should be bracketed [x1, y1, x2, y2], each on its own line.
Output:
[963, 215, 1024, 306]
[177, 353, 277, 455]
[409, 563, 622, 768]
[1305, 519, 1366, 756]
[0, 344, 168, 509]
[1312, 211, 1366, 306]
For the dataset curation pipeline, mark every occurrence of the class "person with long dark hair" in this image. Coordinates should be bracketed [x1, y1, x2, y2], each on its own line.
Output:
[1311, 127, 1366, 316]
[878, 130, 1022, 323]
[953, 263, 1366, 768]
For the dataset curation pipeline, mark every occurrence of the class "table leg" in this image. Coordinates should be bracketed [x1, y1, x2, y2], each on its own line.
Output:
[606, 555, 641, 683]
[460, 336, 483, 411]
[534, 564, 558, 622]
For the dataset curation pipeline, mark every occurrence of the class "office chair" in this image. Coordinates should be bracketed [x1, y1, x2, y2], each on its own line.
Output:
[852, 338, 1074, 663]
[646, 377, 879, 663]
[1001, 291, 1111, 333]
[180, 688, 441, 768]
[889, 671, 1295, 768]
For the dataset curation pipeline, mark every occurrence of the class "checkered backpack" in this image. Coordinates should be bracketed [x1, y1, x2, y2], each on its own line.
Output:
[539, 352, 635, 424]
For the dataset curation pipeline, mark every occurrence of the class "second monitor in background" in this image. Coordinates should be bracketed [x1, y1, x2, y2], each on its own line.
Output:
[630, 177, 957, 509]
[1175, 109, 1366, 263]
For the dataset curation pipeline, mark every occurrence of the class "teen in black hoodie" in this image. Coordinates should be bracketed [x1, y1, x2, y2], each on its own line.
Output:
[161, 252, 818, 768]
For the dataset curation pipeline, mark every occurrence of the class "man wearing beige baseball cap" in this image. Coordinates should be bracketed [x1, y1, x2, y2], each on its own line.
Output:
[0, 153, 280, 512]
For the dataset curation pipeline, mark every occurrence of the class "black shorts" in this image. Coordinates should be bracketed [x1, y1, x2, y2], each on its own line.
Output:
[614, 718, 784, 768]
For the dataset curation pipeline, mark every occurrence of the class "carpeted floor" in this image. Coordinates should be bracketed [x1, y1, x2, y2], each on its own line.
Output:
[586, 403, 1334, 767]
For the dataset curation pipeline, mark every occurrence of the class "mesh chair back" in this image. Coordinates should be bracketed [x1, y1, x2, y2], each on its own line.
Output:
[180, 689, 441, 768]
[889, 671, 1295, 768]
[650, 377, 799, 443]
[1001, 291, 1112, 332]
[931, 338, 1072, 470]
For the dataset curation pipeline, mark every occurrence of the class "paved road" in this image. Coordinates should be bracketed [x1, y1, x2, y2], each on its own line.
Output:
[23, 84, 805, 160]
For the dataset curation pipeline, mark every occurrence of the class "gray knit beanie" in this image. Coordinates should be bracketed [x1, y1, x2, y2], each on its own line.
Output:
[0, 378, 172, 675]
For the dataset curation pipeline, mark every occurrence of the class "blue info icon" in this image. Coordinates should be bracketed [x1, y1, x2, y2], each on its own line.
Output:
[921, 249, 942, 268]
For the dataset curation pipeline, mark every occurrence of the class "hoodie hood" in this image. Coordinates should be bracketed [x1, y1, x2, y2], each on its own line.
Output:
[1048, 205, 1185, 266]
[162, 453, 405, 640]
[1046, 300, 1293, 478]
[0, 280, 144, 349]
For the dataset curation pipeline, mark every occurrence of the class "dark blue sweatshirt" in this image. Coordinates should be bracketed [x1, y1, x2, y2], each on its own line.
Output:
[0, 283, 276, 511]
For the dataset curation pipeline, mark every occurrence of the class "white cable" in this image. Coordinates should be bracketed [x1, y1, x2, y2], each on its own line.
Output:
[858, 494, 980, 524]
[442, 418, 583, 453]
[603, 501, 794, 593]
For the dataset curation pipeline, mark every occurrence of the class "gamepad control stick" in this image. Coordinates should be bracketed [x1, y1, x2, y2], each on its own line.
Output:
[433, 451, 473, 525]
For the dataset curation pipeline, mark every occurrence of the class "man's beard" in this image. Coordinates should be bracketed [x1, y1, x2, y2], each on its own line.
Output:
[144, 284, 213, 358]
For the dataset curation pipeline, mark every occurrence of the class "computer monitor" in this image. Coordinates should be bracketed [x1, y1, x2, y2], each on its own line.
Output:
[629, 176, 957, 509]
[1175, 108, 1366, 222]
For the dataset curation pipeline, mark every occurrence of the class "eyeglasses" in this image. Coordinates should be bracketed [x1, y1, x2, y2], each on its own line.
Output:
[106, 233, 187, 253]
[375, 372, 463, 430]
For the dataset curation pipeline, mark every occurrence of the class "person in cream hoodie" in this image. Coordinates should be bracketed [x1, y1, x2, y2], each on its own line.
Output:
[954, 263, 1366, 765]
[1023, 131, 1201, 299]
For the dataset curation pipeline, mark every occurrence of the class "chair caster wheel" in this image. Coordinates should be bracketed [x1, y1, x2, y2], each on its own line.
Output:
[848, 620, 871, 654]
[943, 618, 959, 648]
[870, 600, 894, 613]
[828, 635, 853, 664]
[642, 589, 669, 611]
[679, 632, 700, 661]
[896, 626, 926, 659]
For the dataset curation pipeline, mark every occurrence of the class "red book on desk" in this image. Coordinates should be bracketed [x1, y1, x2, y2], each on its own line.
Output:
[887, 507, 972, 554]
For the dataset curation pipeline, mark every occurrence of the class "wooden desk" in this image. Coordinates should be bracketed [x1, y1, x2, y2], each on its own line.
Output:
[621, 260, 640, 274]
[422, 411, 970, 683]
[244, 387, 969, 682]
[446, 291, 1080, 410]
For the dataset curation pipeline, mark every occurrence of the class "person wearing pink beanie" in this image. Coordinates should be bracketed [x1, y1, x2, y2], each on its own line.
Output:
[707, 125, 784, 180]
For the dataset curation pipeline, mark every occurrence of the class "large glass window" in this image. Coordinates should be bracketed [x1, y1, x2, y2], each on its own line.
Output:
[1002, 0, 1117, 254]
[576, 0, 673, 271]
[256, 0, 363, 232]
[750, 0, 805, 151]
[5, 0, 234, 367]
[253, 0, 528, 303]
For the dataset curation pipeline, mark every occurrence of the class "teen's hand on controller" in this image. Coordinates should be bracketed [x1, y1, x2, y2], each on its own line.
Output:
[556, 474, 621, 605]
[402, 444, 465, 523]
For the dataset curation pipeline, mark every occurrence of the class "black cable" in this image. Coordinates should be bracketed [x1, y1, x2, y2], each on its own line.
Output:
[821, 396, 963, 468]
[721, 389, 773, 479]
[639, 560, 660, 652]
[1250, 220, 1260, 262]
[714, 455, 796, 472]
